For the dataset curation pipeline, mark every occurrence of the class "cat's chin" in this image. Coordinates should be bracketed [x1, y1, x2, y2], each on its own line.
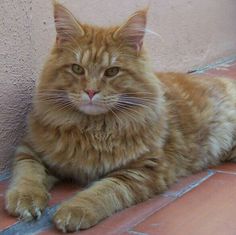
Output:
[78, 104, 109, 116]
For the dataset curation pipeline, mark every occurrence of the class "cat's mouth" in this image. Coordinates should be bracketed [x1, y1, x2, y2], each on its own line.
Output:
[78, 103, 109, 115]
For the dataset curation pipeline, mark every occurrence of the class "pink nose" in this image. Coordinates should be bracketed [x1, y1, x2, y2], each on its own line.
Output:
[85, 89, 98, 99]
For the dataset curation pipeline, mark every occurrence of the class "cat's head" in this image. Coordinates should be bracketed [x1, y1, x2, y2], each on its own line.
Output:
[36, 2, 159, 121]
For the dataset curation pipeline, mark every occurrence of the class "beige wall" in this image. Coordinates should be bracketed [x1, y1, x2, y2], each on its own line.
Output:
[1, 0, 236, 173]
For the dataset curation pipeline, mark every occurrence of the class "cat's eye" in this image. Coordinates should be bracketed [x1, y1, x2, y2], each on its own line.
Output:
[72, 64, 85, 75]
[104, 67, 120, 77]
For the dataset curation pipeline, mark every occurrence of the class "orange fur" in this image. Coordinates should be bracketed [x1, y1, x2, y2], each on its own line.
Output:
[5, 2, 236, 232]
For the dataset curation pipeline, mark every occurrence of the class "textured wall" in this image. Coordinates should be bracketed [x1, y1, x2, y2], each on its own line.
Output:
[0, 0, 236, 173]
[0, 0, 35, 173]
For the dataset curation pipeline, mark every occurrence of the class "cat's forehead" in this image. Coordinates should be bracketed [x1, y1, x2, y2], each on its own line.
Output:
[74, 26, 119, 67]
[76, 46, 118, 67]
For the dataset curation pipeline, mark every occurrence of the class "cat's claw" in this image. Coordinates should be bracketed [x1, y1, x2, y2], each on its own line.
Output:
[5, 187, 49, 221]
[14, 202, 43, 221]
[20, 210, 33, 221]
[35, 207, 42, 219]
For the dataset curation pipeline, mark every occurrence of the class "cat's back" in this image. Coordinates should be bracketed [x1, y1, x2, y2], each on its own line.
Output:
[157, 71, 236, 93]
[156, 72, 236, 166]
[156, 72, 236, 109]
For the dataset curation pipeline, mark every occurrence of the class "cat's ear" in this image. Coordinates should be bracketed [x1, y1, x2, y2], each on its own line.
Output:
[53, 1, 85, 46]
[114, 9, 148, 52]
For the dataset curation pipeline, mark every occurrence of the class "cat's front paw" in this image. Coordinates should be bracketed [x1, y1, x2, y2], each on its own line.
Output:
[5, 186, 49, 221]
[53, 202, 99, 232]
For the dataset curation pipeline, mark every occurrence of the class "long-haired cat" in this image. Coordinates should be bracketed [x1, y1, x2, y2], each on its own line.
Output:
[5, 1, 236, 233]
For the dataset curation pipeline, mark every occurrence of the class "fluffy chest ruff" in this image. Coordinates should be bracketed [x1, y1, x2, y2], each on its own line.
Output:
[28, 115, 165, 185]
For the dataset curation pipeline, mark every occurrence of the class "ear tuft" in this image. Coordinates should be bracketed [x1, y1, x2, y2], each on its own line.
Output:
[114, 9, 148, 52]
[53, 1, 84, 46]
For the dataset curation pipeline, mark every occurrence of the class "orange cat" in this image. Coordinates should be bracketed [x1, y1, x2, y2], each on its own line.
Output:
[5, 1, 236, 233]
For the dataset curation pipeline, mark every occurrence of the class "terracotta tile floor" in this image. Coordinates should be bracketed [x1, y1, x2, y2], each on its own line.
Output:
[1, 57, 236, 235]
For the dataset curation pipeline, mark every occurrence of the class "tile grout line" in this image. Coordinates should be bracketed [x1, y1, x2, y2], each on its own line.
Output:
[164, 170, 215, 198]
[0, 205, 59, 235]
[121, 198, 177, 235]
[211, 170, 236, 175]
[127, 231, 149, 235]
[176, 170, 215, 197]
[127, 170, 215, 234]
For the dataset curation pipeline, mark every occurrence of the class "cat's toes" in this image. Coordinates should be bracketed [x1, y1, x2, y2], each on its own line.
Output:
[5, 187, 49, 221]
[53, 203, 99, 232]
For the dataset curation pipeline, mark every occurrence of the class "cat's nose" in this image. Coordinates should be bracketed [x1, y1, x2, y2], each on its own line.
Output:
[84, 89, 99, 100]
